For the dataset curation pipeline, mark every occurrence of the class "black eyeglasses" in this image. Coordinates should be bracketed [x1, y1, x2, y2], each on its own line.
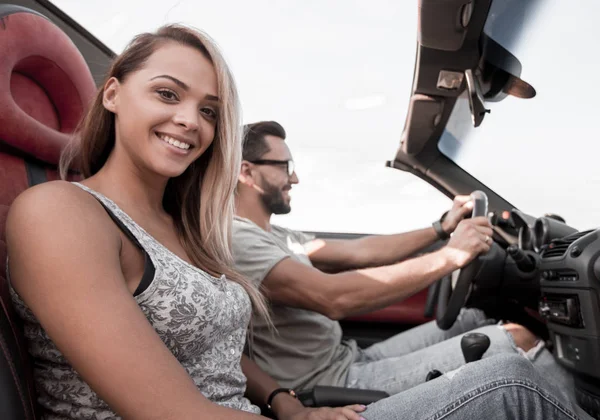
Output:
[249, 159, 296, 177]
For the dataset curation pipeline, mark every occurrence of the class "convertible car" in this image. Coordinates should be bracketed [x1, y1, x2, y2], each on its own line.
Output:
[0, 0, 599, 419]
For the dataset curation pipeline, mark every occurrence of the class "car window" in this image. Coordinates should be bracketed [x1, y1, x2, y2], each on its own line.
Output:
[438, 0, 600, 231]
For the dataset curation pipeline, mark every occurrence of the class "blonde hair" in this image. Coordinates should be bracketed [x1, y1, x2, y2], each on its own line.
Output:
[60, 24, 270, 319]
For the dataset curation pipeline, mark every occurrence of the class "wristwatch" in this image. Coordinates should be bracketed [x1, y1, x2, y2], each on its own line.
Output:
[266, 388, 297, 410]
[432, 213, 450, 240]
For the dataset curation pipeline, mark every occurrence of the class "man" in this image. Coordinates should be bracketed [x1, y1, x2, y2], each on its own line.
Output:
[232, 121, 546, 396]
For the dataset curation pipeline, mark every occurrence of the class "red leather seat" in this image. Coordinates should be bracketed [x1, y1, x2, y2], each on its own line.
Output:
[0, 5, 95, 418]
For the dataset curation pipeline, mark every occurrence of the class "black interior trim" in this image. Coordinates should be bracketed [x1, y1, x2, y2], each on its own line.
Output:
[389, 0, 519, 244]
[0, 140, 34, 162]
[24, 160, 47, 187]
[0, 327, 32, 419]
[0, 4, 46, 20]
[418, 0, 471, 52]
[8, 0, 114, 86]
[34, 0, 116, 58]
[390, 0, 520, 222]
[298, 385, 389, 407]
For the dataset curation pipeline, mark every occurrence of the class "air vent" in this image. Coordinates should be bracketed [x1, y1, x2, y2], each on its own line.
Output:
[541, 243, 569, 258]
[540, 230, 593, 259]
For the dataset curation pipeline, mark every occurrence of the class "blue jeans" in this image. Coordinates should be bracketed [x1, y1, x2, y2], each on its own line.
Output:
[346, 308, 575, 402]
[361, 353, 593, 419]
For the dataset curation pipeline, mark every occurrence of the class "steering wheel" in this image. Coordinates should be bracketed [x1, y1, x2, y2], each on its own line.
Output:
[436, 191, 489, 330]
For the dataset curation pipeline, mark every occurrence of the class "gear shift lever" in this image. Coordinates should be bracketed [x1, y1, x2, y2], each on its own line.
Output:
[426, 332, 491, 382]
[461, 333, 491, 363]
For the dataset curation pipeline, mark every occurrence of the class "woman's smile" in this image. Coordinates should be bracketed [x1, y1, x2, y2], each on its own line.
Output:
[155, 131, 195, 156]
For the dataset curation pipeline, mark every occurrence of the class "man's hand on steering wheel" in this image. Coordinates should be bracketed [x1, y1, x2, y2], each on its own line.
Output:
[441, 195, 476, 234]
[441, 217, 494, 269]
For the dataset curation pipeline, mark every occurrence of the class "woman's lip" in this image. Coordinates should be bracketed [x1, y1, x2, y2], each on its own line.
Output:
[155, 131, 195, 149]
[156, 133, 193, 155]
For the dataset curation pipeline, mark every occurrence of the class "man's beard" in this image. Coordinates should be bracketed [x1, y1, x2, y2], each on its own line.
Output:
[260, 180, 291, 215]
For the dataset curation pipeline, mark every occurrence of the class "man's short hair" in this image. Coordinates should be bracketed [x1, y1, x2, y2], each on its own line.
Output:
[242, 121, 286, 162]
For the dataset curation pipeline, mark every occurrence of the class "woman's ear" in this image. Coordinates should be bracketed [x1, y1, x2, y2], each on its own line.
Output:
[102, 77, 120, 113]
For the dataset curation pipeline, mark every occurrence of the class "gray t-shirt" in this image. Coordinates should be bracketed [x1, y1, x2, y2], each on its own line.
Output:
[232, 216, 358, 391]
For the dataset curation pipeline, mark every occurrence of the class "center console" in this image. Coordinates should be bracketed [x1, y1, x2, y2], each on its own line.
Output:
[538, 229, 600, 418]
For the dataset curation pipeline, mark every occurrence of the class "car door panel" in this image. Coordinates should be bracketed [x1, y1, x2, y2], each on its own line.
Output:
[311, 231, 439, 329]
[345, 289, 432, 325]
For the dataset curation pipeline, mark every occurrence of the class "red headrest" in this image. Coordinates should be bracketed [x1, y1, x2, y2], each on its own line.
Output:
[0, 6, 96, 165]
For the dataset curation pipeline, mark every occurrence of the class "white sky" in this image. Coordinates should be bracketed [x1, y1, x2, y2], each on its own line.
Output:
[51, 0, 598, 233]
[438, 0, 600, 231]
[52, 0, 451, 234]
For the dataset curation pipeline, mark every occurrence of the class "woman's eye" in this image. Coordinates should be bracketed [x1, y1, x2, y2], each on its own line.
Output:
[157, 89, 178, 101]
[201, 107, 217, 119]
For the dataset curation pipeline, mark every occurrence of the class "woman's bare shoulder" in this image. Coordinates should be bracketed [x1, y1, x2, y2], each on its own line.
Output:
[6, 180, 118, 255]
[9, 180, 105, 220]
[11, 180, 91, 207]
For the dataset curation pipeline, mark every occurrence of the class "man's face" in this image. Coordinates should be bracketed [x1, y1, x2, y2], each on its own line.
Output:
[253, 135, 299, 215]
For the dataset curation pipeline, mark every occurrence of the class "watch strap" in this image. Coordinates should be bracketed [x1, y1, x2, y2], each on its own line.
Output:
[432, 219, 450, 240]
[266, 388, 297, 410]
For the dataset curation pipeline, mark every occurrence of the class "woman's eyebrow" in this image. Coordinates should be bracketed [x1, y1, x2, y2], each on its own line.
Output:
[150, 75, 189, 91]
[150, 75, 219, 102]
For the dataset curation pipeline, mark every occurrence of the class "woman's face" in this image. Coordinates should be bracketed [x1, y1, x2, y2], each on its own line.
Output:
[104, 41, 219, 178]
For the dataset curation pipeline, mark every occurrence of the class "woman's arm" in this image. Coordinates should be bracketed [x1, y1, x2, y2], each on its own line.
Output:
[242, 354, 304, 418]
[241, 355, 365, 420]
[6, 182, 264, 420]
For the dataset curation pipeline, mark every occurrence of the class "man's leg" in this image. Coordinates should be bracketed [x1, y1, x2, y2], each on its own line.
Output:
[361, 353, 592, 420]
[347, 323, 575, 400]
[358, 308, 494, 362]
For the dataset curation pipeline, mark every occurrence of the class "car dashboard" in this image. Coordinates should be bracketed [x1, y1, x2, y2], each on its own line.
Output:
[515, 218, 600, 416]
[535, 228, 598, 364]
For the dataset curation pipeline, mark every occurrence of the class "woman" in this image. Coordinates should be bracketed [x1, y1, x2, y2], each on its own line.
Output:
[5, 25, 592, 420]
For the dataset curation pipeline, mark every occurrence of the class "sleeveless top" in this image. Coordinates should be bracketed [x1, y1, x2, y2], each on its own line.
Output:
[9, 182, 260, 419]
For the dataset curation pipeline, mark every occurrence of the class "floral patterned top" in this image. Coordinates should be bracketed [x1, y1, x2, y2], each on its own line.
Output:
[10, 182, 259, 419]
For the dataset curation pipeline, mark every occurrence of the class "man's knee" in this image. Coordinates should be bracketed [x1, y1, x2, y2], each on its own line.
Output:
[475, 353, 535, 378]
[502, 323, 540, 352]
[455, 308, 495, 330]
[446, 354, 535, 383]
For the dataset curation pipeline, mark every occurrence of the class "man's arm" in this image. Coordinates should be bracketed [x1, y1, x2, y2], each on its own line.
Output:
[262, 217, 492, 321]
[307, 227, 440, 273]
[307, 195, 474, 273]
